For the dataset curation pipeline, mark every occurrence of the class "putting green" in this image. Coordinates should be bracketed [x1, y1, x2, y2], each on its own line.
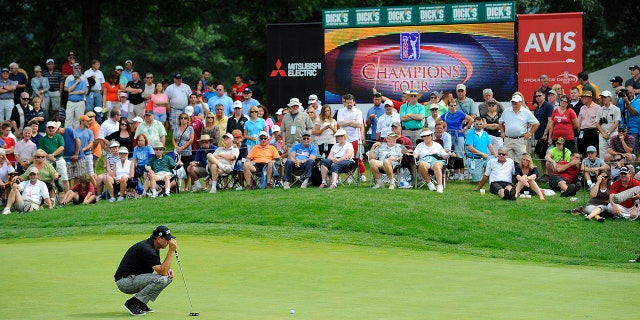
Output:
[1, 235, 638, 319]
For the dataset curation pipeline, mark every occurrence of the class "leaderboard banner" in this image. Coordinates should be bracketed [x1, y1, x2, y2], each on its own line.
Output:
[517, 13, 583, 99]
[266, 23, 325, 111]
[322, 2, 516, 104]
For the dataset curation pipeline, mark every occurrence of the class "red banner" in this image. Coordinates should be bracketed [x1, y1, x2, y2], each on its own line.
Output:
[517, 13, 583, 102]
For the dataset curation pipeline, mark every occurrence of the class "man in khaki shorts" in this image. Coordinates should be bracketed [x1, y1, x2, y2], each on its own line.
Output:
[2, 167, 53, 215]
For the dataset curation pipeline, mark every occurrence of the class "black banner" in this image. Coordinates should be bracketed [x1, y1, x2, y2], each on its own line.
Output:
[266, 23, 325, 113]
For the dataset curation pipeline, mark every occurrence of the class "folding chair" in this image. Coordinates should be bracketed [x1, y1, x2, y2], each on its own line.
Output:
[217, 158, 243, 190]
[337, 158, 360, 187]
[249, 161, 280, 189]
[152, 151, 182, 194]
[413, 158, 448, 190]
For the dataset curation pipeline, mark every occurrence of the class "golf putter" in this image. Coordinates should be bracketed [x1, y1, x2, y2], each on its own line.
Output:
[175, 250, 199, 316]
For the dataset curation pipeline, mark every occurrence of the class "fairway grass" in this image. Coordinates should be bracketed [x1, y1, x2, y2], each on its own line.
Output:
[2, 235, 639, 320]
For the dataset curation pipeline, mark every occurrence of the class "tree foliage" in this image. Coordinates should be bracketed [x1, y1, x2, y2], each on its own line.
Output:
[0, 0, 637, 95]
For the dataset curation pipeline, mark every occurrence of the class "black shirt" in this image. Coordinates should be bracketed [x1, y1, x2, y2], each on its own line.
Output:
[126, 80, 145, 104]
[114, 238, 160, 280]
[226, 115, 248, 134]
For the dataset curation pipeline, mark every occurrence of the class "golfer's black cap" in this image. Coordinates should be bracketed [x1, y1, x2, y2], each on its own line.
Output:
[152, 225, 176, 239]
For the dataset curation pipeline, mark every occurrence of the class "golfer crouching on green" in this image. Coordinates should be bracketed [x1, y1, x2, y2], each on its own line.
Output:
[114, 225, 177, 316]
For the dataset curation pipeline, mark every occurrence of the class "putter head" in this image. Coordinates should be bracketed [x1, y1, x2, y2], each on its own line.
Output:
[189, 312, 199, 316]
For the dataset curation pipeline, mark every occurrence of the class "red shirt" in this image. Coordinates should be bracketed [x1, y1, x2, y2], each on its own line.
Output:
[72, 182, 95, 200]
[2, 136, 15, 165]
[611, 178, 640, 208]
[551, 108, 577, 140]
[61, 63, 74, 77]
[554, 160, 580, 184]
[231, 83, 247, 102]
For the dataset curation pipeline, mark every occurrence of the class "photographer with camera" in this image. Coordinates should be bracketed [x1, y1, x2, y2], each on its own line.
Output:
[618, 85, 640, 153]
[596, 91, 621, 158]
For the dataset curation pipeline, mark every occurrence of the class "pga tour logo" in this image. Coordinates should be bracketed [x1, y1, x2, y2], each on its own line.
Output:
[400, 32, 420, 61]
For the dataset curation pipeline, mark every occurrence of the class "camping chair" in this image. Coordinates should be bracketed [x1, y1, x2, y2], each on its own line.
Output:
[216, 158, 243, 190]
[413, 157, 448, 190]
[337, 158, 360, 187]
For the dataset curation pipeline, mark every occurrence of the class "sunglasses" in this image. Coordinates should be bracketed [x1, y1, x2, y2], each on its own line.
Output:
[536, 95, 544, 98]
[35, 71, 41, 73]
[36, 155, 45, 159]
[29, 173, 37, 176]
[250, 111, 258, 113]
[21, 98, 29, 101]
[449, 104, 457, 107]
[302, 137, 310, 140]
[180, 117, 188, 120]
[206, 116, 214, 119]
[154, 148, 164, 151]
[430, 96, 438, 99]
[216, 88, 224, 91]
[259, 137, 268, 140]
[560, 100, 569, 103]
[146, 76, 153, 79]
[498, 153, 507, 156]
[601, 176, 609, 179]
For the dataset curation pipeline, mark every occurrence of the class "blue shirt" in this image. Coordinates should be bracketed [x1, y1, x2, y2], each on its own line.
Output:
[465, 130, 492, 158]
[244, 118, 266, 150]
[620, 96, 640, 134]
[133, 145, 154, 167]
[366, 104, 386, 140]
[62, 129, 80, 159]
[74, 127, 94, 156]
[68, 78, 87, 102]
[241, 99, 260, 116]
[443, 110, 467, 134]
[533, 101, 553, 140]
[193, 146, 216, 166]
[208, 94, 234, 117]
[290, 142, 318, 161]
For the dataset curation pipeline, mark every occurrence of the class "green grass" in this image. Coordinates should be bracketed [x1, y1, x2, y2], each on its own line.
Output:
[1, 180, 638, 270]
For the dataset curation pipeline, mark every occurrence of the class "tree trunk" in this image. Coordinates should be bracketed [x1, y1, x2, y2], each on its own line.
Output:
[82, 0, 102, 67]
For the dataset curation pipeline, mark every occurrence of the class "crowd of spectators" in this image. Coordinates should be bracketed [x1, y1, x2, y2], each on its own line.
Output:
[1, 54, 640, 222]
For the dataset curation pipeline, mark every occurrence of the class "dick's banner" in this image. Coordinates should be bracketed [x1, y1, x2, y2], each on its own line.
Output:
[322, 2, 516, 104]
[266, 23, 325, 112]
[517, 13, 583, 98]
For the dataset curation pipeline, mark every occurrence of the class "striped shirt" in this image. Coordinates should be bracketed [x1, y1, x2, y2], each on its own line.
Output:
[42, 69, 64, 92]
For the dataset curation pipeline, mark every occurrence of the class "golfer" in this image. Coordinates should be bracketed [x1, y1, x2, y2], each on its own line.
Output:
[114, 225, 178, 316]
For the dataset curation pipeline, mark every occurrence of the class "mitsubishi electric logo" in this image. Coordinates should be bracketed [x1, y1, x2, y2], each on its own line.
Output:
[270, 59, 322, 77]
[270, 59, 287, 77]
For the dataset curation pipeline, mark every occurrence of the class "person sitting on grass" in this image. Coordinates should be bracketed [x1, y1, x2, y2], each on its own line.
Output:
[608, 166, 640, 220]
[144, 142, 177, 198]
[585, 169, 611, 222]
[16, 148, 59, 203]
[475, 148, 516, 200]
[413, 129, 448, 193]
[206, 133, 239, 193]
[186, 134, 216, 192]
[59, 173, 96, 207]
[541, 137, 571, 182]
[319, 129, 354, 189]
[107, 146, 134, 202]
[283, 130, 318, 189]
[2, 167, 52, 215]
[514, 153, 544, 200]
[581, 145, 609, 188]
[243, 131, 280, 190]
[549, 152, 582, 197]
[95, 140, 121, 201]
[369, 132, 407, 190]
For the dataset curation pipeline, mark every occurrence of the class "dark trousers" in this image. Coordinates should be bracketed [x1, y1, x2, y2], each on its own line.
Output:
[577, 128, 599, 157]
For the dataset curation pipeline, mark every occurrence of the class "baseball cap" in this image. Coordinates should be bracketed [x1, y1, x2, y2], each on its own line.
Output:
[391, 121, 401, 127]
[600, 91, 612, 98]
[85, 111, 96, 117]
[79, 115, 90, 121]
[271, 125, 281, 133]
[109, 140, 121, 148]
[275, 108, 283, 115]
[586, 145, 597, 153]
[610, 76, 624, 83]
[301, 130, 312, 136]
[487, 98, 498, 104]
[618, 124, 628, 131]
[1, 68, 8, 73]
[511, 95, 523, 103]
[115, 65, 123, 71]
[620, 166, 630, 174]
[46, 58, 54, 64]
[429, 104, 439, 110]
[130, 116, 143, 123]
[28, 167, 39, 174]
[233, 100, 242, 109]
[555, 137, 565, 144]
[125, 59, 133, 64]
[258, 131, 268, 138]
[174, 73, 182, 79]
[387, 132, 399, 138]
[308, 94, 318, 104]
[456, 84, 466, 91]
[119, 92, 127, 98]
[384, 100, 394, 107]
[67, 51, 75, 57]
[118, 146, 129, 154]
[629, 65, 640, 71]
[243, 88, 252, 94]
[420, 129, 434, 136]
[185, 106, 194, 116]
[144, 110, 154, 116]
[223, 133, 233, 140]
[151, 225, 175, 240]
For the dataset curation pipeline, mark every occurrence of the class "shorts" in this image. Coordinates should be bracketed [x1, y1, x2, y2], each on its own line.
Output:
[15, 199, 41, 212]
[466, 158, 486, 182]
[67, 159, 87, 179]
[490, 181, 512, 195]
[194, 166, 208, 178]
[154, 111, 167, 122]
[83, 156, 94, 176]
[585, 204, 609, 215]
[419, 156, 446, 167]
[53, 157, 69, 181]
[548, 175, 567, 191]
[154, 171, 173, 180]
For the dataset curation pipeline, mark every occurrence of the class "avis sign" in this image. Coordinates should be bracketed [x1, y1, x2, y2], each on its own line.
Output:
[517, 12, 583, 97]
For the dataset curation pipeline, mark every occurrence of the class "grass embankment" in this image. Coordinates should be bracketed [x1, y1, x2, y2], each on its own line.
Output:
[1, 180, 637, 271]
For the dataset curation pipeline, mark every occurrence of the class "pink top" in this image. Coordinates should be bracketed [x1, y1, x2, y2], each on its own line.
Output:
[151, 93, 168, 114]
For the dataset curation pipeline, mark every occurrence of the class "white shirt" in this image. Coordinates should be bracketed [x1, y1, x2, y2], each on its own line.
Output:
[83, 68, 105, 92]
[485, 158, 515, 183]
[165, 83, 191, 111]
[18, 180, 49, 203]
[115, 159, 132, 179]
[377, 113, 401, 139]
[330, 142, 354, 159]
[414, 142, 446, 159]
[98, 118, 119, 139]
[337, 107, 363, 143]
[499, 107, 539, 137]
